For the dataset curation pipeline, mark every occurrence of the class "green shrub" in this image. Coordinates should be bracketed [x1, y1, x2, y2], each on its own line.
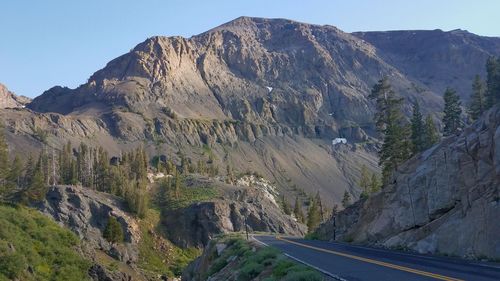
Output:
[247, 247, 279, 264]
[0, 252, 26, 279]
[0, 204, 91, 281]
[281, 270, 323, 281]
[272, 258, 296, 278]
[208, 237, 324, 281]
[208, 258, 228, 276]
[238, 261, 265, 281]
[304, 232, 320, 240]
[103, 216, 124, 243]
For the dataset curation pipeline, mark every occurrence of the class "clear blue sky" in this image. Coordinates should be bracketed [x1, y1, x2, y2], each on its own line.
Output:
[1, 0, 499, 98]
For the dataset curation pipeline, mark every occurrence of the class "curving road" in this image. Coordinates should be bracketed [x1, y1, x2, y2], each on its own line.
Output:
[253, 235, 500, 281]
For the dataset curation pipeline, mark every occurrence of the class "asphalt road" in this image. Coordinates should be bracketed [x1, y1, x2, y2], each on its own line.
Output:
[253, 235, 500, 281]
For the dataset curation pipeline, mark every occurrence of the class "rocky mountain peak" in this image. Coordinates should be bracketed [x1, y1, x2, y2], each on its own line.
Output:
[0, 83, 31, 109]
[14, 18, 500, 205]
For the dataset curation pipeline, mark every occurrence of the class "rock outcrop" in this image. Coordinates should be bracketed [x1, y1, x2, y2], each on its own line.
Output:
[34, 185, 144, 280]
[0, 83, 31, 108]
[355, 29, 500, 100]
[164, 176, 306, 248]
[316, 106, 500, 259]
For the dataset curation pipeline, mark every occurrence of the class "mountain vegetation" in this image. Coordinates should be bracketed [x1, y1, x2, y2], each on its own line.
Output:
[183, 235, 323, 281]
[442, 88, 463, 136]
[0, 204, 91, 281]
[0, 16, 500, 280]
[369, 77, 411, 183]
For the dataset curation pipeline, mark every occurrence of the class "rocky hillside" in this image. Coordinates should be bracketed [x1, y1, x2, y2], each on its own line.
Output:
[35, 185, 149, 280]
[355, 29, 500, 100]
[30, 176, 303, 280]
[316, 106, 500, 260]
[163, 175, 306, 248]
[2, 17, 499, 205]
[0, 83, 31, 108]
[0, 203, 91, 281]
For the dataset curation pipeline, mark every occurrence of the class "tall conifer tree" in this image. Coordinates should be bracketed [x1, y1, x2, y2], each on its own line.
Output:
[410, 102, 425, 154]
[442, 88, 463, 136]
[468, 75, 486, 121]
[369, 77, 411, 183]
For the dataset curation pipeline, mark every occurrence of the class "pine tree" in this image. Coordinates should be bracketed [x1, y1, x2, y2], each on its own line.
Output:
[103, 216, 124, 244]
[131, 146, 148, 182]
[7, 155, 23, 188]
[442, 88, 463, 136]
[76, 142, 90, 186]
[358, 165, 371, 199]
[181, 155, 189, 175]
[468, 75, 486, 121]
[369, 173, 381, 194]
[225, 164, 234, 184]
[281, 195, 292, 215]
[332, 205, 339, 217]
[293, 197, 304, 223]
[123, 179, 148, 218]
[133, 186, 149, 219]
[410, 102, 425, 153]
[173, 167, 181, 199]
[94, 147, 110, 192]
[369, 77, 411, 183]
[23, 155, 35, 188]
[306, 198, 321, 233]
[26, 155, 47, 201]
[423, 116, 440, 149]
[314, 191, 324, 221]
[341, 191, 351, 208]
[485, 57, 500, 108]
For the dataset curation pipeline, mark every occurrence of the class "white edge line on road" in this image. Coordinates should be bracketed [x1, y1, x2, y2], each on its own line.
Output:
[251, 236, 348, 281]
[283, 253, 348, 281]
[251, 236, 269, 247]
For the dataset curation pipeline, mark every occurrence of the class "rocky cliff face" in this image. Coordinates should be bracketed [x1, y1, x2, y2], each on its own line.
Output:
[355, 29, 500, 100]
[316, 106, 500, 260]
[28, 17, 437, 126]
[3, 17, 500, 205]
[33, 179, 303, 280]
[0, 83, 31, 108]
[163, 175, 306, 248]
[34, 185, 145, 281]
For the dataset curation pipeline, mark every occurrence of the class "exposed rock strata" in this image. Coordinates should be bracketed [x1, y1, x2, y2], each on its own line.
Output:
[316, 106, 500, 259]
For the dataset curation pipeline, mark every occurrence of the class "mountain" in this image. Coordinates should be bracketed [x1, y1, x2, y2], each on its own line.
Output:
[3, 17, 500, 205]
[0, 83, 31, 108]
[354, 29, 500, 99]
[316, 105, 500, 259]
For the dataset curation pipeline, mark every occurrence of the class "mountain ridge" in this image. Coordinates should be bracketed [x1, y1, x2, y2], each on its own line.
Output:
[4, 16, 500, 205]
[0, 83, 31, 108]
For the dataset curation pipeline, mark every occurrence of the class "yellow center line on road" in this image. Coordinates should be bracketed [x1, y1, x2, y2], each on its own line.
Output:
[276, 236, 465, 281]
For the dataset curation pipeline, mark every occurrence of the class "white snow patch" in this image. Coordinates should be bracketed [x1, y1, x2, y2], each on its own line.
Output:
[332, 138, 347, 145]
